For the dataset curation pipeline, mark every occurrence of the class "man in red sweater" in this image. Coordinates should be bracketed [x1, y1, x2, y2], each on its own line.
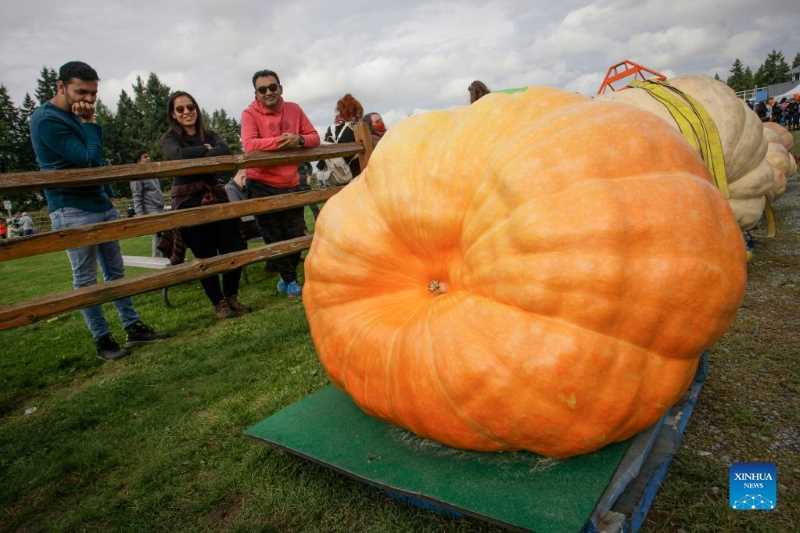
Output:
[241, 69, 320, 299]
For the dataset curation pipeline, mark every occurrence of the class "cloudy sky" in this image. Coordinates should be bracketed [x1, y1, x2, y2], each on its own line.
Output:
[2, 0, 799, 131]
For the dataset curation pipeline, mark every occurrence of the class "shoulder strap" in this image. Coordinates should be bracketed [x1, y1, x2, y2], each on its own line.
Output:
[334, 122, 351, 143]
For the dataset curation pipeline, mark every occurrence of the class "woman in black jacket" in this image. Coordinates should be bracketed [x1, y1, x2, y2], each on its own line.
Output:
[159, 91, 247, 319]
[319, 94, 364, 177]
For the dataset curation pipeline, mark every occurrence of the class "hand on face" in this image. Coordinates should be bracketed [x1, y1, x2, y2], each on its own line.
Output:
[62, 79, 98, 122]
[71, 101, 96, 122]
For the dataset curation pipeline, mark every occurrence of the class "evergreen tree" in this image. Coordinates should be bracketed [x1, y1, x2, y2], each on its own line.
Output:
[727, 59, 746, 91]
[209, 109, 242, 153]
[19, 93, 37, 118]
[743, 67, 754, 90]
[34, 66, 58, 105]
[754, 63, 768, 87]
[0, 86, 43, 210]
[0, 85, 20, 173]
[773, 50, 791, 83]
[793, 52, 800, 69]
[110, 90, 144, 165]
[714, 73, 721, 81]
[133, 73, 171, 158]
[95, 99, 118, 163]
[755, 50, 792, 86]
[95, 99, 132, 197]
[16, 93, 38, 171]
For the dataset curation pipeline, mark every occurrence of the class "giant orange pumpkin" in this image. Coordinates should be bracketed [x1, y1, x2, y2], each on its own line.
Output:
[303, 87, 747, 458]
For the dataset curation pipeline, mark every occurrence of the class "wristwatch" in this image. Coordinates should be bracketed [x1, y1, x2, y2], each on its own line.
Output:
[297, 135, 305, 147]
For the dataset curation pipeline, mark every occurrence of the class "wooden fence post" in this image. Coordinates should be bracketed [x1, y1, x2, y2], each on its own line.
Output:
[353, 121, 375, 172]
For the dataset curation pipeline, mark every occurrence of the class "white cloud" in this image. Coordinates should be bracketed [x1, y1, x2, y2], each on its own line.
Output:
[1, 0, 799, 139]
[564, 72, 602, 95]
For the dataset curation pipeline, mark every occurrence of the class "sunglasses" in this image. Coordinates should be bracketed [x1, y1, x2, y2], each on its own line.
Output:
[257, 83, 281, 94]
[175, 104, 196, 114]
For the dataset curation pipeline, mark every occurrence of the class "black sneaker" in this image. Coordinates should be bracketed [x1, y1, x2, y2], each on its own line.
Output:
[125, 321, 167, 347]
[95, 334, 130, 361]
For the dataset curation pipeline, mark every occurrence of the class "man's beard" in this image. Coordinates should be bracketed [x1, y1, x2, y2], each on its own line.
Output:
[64, 92, 92, 113]
[63, 92, 78, 110]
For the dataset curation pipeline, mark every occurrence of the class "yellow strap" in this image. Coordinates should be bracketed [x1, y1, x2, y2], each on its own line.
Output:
[765, 199, 777, 238]
[628, 80, 730, 199]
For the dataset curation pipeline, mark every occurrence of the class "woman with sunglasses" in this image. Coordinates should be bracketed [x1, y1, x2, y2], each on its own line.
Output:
[159, 91, 248, 319]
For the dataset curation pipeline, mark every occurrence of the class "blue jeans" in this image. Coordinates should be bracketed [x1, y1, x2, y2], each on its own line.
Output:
[49, 207, 140, 339]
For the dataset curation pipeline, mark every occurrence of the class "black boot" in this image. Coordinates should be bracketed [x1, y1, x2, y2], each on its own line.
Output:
[95, 334, 130, 361]
[125, 321, 167, 347]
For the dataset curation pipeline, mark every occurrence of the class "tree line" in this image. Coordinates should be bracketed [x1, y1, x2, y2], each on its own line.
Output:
[725, 50, 800, 93]
[0, 67, 242, 208]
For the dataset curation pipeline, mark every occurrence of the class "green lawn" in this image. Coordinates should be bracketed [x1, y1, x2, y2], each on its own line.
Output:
[1, 182, 799, 531]
[0, 224, 497, 532]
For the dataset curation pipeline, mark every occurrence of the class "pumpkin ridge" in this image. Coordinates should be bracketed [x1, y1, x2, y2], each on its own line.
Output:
[468, 250, 735, 339]
[422, 298, 512, 449]
[728, 112, 750, 177]
[464, 289, 706, 366]
[383, 322, 405, 427]
[459, 171, 718, 262]
[361, 163, 473, 277]
[423, 291, 678, 455]
[331, 293, 424, 403]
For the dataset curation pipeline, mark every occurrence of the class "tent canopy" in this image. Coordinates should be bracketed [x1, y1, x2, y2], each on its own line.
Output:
[774, 83, 800, 100]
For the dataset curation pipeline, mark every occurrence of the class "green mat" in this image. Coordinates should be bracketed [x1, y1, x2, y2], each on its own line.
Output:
[245, 386, 631, 532]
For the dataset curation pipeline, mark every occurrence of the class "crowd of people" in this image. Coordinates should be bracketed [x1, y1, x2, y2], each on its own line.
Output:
[753, 95, 800, 130]
[25, 61, 480, 361]
[0, 212, 35, 238]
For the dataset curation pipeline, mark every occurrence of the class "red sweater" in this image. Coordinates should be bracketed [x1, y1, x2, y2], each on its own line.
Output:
[241, 99, 320, 188]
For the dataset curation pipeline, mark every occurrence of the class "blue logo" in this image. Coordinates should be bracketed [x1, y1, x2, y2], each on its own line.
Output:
[729, 462, 777, 510]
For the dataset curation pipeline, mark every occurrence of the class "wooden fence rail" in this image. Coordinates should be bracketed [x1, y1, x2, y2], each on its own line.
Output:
[0, 187, 342, 262]
[0, 143, 362, 192]
[0, 122, 376, 331]
[0, 236, 313, 330]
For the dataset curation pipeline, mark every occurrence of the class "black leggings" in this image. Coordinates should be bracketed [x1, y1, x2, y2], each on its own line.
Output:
[181, 218, 246, 305]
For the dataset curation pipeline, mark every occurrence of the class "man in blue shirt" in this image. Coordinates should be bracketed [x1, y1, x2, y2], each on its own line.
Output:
[30, 61, 163, 360]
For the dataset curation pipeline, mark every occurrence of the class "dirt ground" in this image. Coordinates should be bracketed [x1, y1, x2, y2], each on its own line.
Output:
[645, 176, 800, 531]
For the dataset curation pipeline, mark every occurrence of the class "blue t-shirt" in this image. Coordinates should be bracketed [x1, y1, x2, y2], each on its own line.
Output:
[30, 102, 113, 213]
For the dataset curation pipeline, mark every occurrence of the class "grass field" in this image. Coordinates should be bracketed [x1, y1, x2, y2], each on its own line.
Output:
[1, 151, 800, 532]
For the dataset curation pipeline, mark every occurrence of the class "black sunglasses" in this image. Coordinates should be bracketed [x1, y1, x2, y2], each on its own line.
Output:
[175, 103, 196, 114]
[257, 83, 281, 94]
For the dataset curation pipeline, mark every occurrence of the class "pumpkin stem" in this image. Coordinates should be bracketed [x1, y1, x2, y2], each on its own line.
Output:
[428, 280, 448, 295]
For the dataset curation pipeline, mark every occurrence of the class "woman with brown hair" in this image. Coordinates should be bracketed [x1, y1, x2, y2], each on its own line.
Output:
[321, 93, 364, 177]
[159, 91, 248, 319]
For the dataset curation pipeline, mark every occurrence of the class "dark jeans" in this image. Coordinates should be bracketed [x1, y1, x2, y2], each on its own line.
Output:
[247, 181, 307, 283]
[180, 218, 246, 305]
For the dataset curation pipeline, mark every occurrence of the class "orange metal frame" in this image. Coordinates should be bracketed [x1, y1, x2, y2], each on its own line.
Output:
[597, 60, 667, 95]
